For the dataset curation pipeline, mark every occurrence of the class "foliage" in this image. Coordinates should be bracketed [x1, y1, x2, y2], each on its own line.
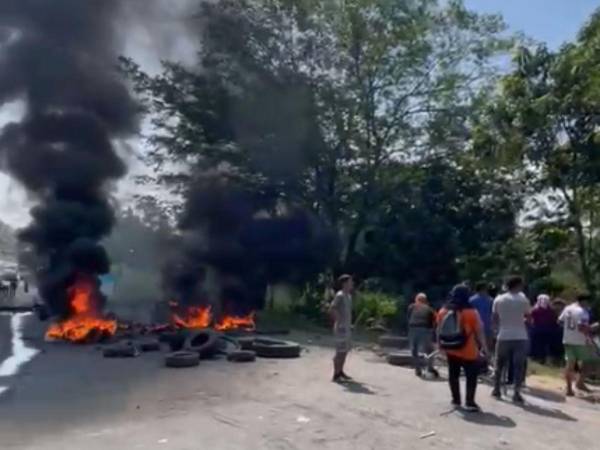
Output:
[474, 11, 600, 301]
[121, 0, 515, 298]
[353, 290, 403, 329]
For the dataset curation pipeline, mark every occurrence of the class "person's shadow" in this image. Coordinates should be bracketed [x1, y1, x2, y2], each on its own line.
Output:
[338, 379, 377, 395]
[517, 402, 577, 422]
[458, 410, 516, 428]
[525, 386, 566, 403]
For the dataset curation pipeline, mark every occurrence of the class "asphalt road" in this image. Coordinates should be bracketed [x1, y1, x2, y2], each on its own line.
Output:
[1, 318, 600, 449]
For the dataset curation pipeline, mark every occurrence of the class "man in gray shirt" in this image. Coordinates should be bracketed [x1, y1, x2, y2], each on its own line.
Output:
[492, 275, 531, 403]
[329, 274, 354, 382]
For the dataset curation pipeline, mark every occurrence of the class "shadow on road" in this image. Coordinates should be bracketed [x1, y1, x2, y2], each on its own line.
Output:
[526, 386, 566, 403]
[517, 402, 578, 422]
[339, 379, 377, 395]
[459, 410, 516, 428]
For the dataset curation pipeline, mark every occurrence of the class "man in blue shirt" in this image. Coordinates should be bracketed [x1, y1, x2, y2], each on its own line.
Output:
[470, 282, 494, 351]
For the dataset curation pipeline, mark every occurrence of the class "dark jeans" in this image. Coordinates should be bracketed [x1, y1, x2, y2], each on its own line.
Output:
[409, 327, 434, 371]
[531, 329, 562, 363]
[495, 339, 529, 392]
[447, 356, 478, 405]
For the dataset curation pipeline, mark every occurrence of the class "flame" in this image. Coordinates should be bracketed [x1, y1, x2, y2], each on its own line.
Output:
[214, 312, 256, 331]
[172, 304, 212, 329]
[45, 277, 117, 343]
[170, 301, 255, 331]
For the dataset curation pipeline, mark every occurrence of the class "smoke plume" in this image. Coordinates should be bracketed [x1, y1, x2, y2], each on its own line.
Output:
[0, 1, 139, 316]
[165, 173, 336, 315]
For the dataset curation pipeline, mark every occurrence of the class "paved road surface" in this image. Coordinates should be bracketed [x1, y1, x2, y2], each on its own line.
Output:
[0, 321, 599, 449]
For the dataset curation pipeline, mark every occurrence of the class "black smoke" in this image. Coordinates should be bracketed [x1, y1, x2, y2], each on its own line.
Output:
[0, 1, 139, 316]
[164, 173, 337, 315]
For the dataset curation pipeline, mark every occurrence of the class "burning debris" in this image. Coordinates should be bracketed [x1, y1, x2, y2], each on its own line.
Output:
[0, 0, 139, 339]
[45, 275, 117, 343]
[162, 173, 336, 330]
[170, 301, 255, 331]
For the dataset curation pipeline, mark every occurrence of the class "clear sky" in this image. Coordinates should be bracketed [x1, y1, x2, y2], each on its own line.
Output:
[465, 0, 600, 49]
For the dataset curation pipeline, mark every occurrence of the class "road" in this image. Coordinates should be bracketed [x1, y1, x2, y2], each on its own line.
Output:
[0, 318, 599, 449]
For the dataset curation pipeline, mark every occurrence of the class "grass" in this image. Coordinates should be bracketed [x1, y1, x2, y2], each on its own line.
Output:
[528, 360, 563, 379]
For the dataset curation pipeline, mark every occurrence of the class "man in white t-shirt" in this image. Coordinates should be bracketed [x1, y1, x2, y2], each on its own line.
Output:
[492, 276, 531, 403]
[329, 274, 354, 382]
[558, 295, 594, 396]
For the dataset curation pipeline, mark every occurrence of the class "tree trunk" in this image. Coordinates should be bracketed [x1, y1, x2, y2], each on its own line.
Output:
[573, 218, 597, 302]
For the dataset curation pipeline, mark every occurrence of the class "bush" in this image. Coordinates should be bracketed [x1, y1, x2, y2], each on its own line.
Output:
[353, 290, 403, 329]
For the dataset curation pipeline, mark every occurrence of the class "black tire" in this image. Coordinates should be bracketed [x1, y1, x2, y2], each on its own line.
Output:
[227, 350, 257, 363]
[186, 330, 220, 359]
[216, 336, 241, 354]
[103, 342, 140, 358]
[159, 331, 189, 352]
[138, 340, 161, 352]
[255, 328, 290, 336]
[386, 350, 413, 367]
[378, 335, 409, 349]
[253, 338, 301, 358]
[165, 351, 200, 368]
[238, 337, 255, 351]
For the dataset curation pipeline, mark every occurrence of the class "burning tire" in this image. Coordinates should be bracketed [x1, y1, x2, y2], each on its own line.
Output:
[186, 330, 219, 359]
[103, 342, 140, 358]
[227, 350, 257, 363]
[378, 335, 409, 349]
[386, 350, 413, 367]
[253, 338, 301, 358]
[165, 351, 200, 368]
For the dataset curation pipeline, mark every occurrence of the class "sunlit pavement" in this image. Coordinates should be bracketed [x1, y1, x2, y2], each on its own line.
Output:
[0, 320, 599, 450]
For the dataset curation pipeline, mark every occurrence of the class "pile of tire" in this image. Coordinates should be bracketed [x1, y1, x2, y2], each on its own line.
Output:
[386, 350, 413, 367]
[159, 331, 189, 352]
[251, 337, 301, 359]
[227, 350, 257, 363]
[185, 330, 220, 359]
[165, 350, 200, 368]
[137, 339, 161, 352]
[103, 341, 140, 358]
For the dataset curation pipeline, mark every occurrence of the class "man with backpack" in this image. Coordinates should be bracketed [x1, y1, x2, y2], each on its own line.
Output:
[438, 285, 488, 412]
[492, 275, 531, 404]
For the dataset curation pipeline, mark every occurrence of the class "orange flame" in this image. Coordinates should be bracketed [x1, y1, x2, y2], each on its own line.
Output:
[172, 304, 212, 329]
[214, 312, 256, 331]
[45, 277, 117, 343]
[170, 301, 255, 331]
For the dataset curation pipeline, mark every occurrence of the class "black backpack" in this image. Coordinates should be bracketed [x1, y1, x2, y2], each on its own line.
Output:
[438, 309, 467, 350]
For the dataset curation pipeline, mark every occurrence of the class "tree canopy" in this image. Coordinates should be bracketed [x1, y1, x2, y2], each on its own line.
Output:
[121, 0, 600, 305]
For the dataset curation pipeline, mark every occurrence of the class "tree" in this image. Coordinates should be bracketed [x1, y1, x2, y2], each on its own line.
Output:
[474, 10, 600, 301]
[122, 0, 512, 274]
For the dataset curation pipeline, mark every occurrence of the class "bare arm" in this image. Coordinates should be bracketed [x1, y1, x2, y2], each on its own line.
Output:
[475, 313, 489, 355]
[492, 299, 499, 336]
[329, 296, 340, 322]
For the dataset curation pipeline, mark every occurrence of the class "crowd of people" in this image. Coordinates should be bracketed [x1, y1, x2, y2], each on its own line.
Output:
[328, 274, 599, 412]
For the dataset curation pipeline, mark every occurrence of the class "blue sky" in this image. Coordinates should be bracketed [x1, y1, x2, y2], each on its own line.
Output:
[465, 0, 600, 49]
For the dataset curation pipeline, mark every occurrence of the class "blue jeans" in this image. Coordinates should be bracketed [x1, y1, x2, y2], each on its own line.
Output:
[409, 327, 434, 371]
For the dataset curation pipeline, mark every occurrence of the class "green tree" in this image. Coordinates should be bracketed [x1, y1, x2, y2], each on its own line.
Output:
[474, 10, 600, 301]
[122, 0, 512, 275]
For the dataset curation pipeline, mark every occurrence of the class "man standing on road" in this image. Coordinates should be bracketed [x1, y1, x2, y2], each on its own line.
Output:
[559, 294, 594, 396]
[329, 274, 354, 382]
[470, 282, 494, 355]
[492, 276, 531, 403]
[408, 293, 439, 378]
